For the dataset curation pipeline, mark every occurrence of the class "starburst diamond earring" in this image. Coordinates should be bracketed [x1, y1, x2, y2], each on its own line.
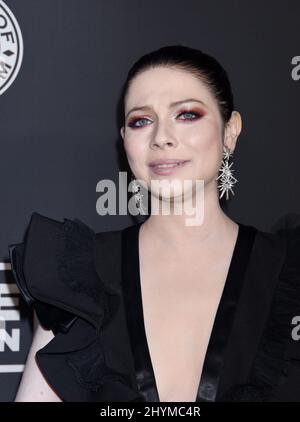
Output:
[216, 145, 238, 200]
[130, 174, 147, 215]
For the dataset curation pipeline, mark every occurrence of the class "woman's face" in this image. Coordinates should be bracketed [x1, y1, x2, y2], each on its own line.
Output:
[120, 66, 241, 201]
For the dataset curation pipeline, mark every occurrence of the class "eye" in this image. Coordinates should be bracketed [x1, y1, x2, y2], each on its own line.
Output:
[127, 109, 202, 129]
[127, 117, 152, 128]
[177, 110, 201, 121]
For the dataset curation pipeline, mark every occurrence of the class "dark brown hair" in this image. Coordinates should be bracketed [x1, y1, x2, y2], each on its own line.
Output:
[120, 44, 234, 132]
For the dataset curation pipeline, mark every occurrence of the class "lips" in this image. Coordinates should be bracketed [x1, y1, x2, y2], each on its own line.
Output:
[148, 159, 191, 176]
[149, 159, 190, 168]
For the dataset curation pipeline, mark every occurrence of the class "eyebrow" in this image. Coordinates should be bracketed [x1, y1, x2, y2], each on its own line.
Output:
[125, 98, 207, 120]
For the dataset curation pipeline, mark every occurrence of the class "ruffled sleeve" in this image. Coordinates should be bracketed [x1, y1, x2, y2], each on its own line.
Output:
[8, 212, 143, 402]
[221, 212, 300, 401]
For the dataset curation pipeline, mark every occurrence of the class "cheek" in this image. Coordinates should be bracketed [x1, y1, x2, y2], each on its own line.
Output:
[123, 138, 148, 175]
[124, 137, 140, 162]
[186, 121, 220, 153]
[186, 123, 222, 174]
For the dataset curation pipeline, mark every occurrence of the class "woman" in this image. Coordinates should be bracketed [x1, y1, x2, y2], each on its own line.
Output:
[9, 45, 300, 402]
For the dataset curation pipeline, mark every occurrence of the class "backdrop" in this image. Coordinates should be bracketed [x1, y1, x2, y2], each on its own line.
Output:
[1, 0, 300, 401]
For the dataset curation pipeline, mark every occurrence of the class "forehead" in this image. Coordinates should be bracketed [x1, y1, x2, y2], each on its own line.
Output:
[125, 66, 216, 110]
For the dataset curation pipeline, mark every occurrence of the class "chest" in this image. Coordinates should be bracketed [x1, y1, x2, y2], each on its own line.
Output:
[138, 252, 231, 402]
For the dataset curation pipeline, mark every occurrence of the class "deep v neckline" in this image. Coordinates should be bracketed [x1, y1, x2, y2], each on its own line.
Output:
[121, 220, 257, 402]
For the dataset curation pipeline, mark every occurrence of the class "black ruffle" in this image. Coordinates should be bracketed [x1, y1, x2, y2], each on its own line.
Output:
[55, 217, 119, 330]
[56, 218, 108, 305]
[8, 212, 143, 402]
[221, 213, 300, 401]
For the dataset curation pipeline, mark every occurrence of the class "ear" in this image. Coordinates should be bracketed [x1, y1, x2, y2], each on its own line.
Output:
[223, 111, 242, 153]
[120, 126, 125, 140]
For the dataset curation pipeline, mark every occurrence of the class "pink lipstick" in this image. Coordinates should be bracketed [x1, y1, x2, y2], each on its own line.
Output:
[149, 159, 191, 176]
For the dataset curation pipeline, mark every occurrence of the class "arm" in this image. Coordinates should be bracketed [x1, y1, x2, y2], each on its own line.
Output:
[14, 311, 62, 402]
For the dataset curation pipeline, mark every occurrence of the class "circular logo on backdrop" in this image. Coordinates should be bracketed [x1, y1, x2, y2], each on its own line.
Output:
[0, 0, 23, 96]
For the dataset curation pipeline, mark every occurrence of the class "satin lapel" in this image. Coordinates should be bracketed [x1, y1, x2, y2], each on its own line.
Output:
[94, 228, 142, 398]
[196, 223, 257, 401]
[216, 229, 288, 400]
[94, 229, 123, 294]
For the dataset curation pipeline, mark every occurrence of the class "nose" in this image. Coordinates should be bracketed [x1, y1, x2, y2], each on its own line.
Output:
[150, 121, 178, 149]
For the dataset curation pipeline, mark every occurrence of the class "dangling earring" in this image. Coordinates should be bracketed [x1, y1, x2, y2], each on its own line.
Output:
[216, 145, 238, 200]
[130, 174, 147, 215]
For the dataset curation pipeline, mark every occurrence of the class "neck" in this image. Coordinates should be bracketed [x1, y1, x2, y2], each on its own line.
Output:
[142, 183, 236, 247]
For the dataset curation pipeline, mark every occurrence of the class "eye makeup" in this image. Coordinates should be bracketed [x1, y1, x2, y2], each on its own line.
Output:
[176, 107, 206, 120]
[127, 107, 206, 129]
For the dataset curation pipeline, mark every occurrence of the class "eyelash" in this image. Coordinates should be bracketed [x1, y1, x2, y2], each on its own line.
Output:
[127, 110, 203, 129]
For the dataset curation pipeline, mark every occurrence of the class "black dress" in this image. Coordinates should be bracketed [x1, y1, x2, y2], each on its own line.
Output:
[8, 212, 300, 402]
